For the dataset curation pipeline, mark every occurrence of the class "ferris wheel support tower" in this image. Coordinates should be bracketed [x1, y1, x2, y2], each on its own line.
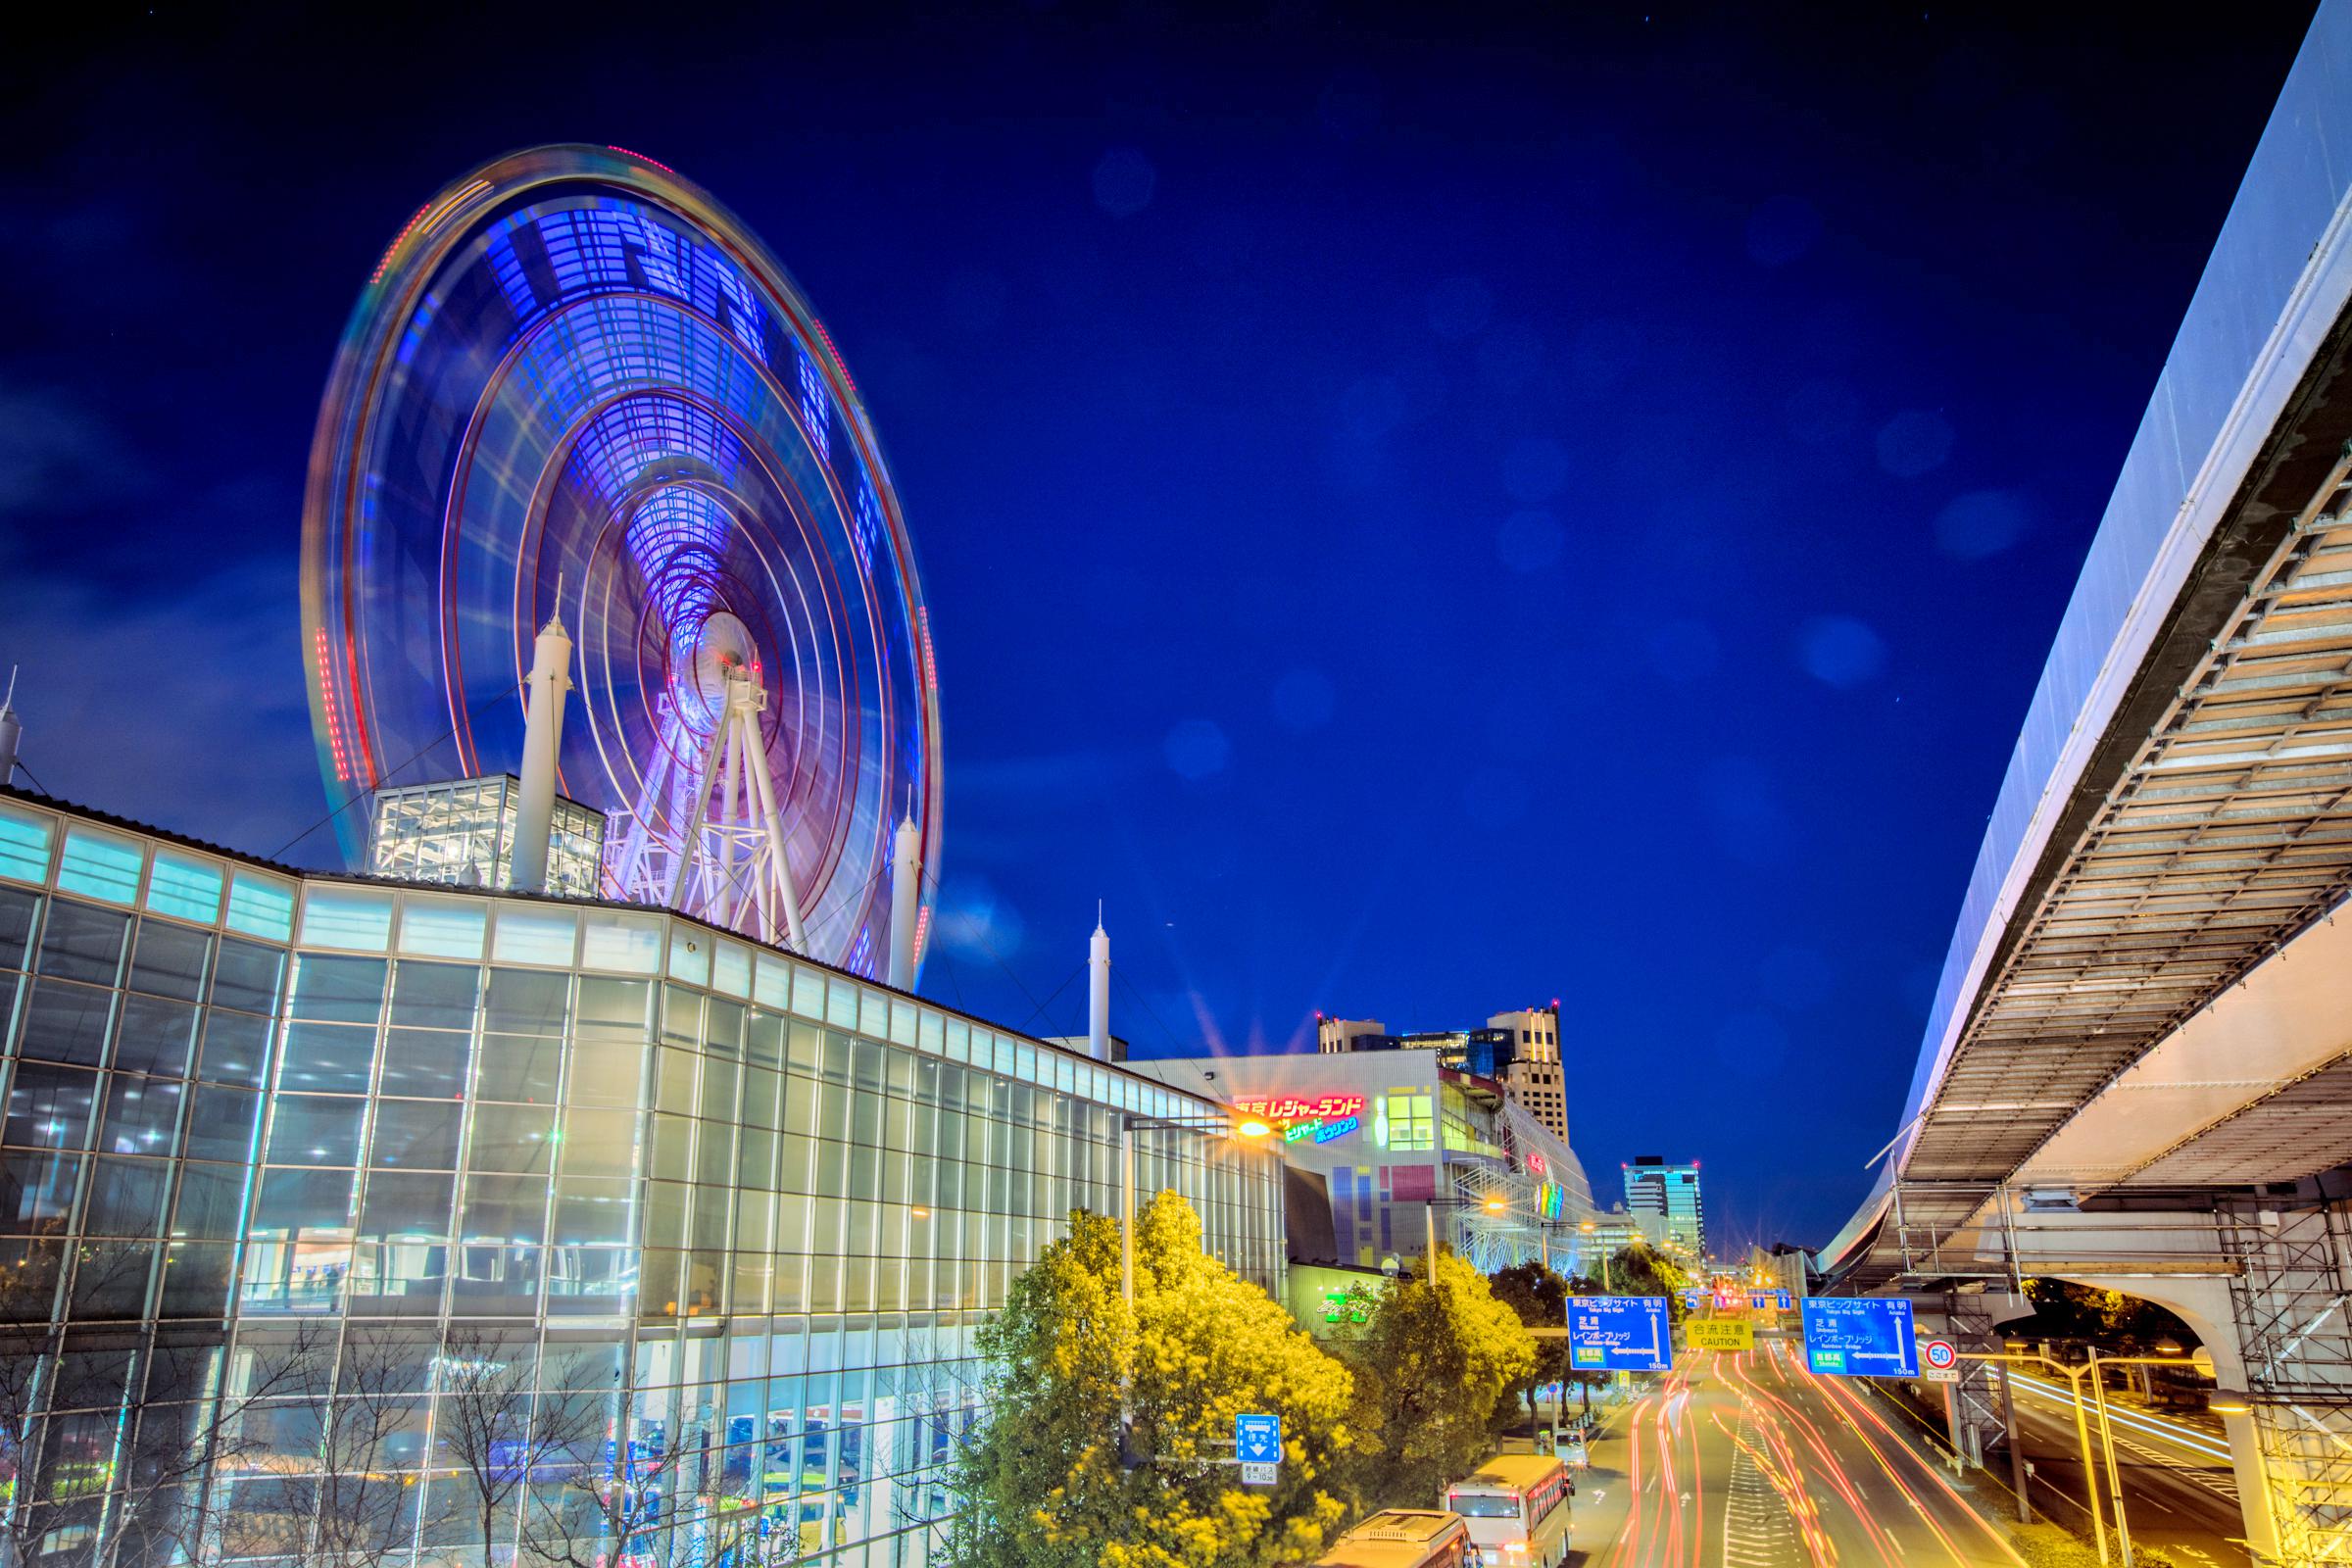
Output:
[661, 665, 808, 953]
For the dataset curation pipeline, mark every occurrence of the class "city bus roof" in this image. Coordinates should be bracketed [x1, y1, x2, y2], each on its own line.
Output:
[1455, 1453, 1567, 1491]
[1315, 1510, 1469, 1567]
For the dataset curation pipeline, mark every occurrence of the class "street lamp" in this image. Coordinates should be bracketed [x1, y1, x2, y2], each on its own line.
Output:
[1118, 1111, 1272, 1310]
[1420, 1189, 1556, 1273]
[1962, 1345, 2215, 1566]
[1577, 1220, 1613, 1292]
[1114, 1110, 1273, 1471]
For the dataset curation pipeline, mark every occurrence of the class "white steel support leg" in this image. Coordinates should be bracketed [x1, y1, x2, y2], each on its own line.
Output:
[666, 711, 731, 910]
[716, 717, 742, 929]
[611, 703, 680, 897]
[742, 705, 808, 953]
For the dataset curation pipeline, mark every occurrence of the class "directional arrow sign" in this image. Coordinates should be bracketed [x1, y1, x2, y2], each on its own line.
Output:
[1236, 1412, 1281, 1464]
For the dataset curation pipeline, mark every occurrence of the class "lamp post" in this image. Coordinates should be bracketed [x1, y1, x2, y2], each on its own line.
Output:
[1578, 1220, 1613, 1292]
[1961, 1346, 2214, 1566]
[1114, 1110, 1271, 1471]
[1119, 1111, 1272, 1311]
[1417, 1189, 1516, 1273]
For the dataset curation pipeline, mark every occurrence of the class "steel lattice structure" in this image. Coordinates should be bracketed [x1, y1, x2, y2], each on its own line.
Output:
[2225, 1201, 2352, 1563]
[301, 145, 941, 973]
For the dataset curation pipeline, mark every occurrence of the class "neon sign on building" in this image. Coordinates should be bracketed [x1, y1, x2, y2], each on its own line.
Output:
[1235, 1094, 1366, 1124]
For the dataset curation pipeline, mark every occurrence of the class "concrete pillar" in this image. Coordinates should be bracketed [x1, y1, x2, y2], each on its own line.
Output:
[2212, 1200, 2352, 1568]
[2070, 1267, 2277, 1561]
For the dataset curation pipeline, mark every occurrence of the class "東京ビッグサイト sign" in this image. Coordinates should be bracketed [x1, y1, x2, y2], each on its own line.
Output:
[1800, 1298, 1919, 1378]
[1568, 1296, 1673, 1372]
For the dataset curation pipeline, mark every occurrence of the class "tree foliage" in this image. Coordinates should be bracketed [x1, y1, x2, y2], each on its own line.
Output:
[1587, 1244, 1691, 1322]
[1486, 1263, 1574, 1426]
[947, 1192, 1354, 1568]
[2016, 1279, 2197, 1354]
[1336, 1250, 1536, 1511]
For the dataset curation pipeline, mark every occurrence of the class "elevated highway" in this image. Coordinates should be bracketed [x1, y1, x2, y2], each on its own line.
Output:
[1818, 6, 2352, 1560]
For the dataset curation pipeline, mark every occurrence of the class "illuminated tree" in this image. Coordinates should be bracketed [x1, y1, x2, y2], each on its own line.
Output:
[1337, 1250, 1536, 1511]
[947, 1193, 1355, 1568]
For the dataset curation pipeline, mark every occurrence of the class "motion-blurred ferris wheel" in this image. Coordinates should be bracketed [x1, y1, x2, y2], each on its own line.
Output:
[300, 144, 941, 976]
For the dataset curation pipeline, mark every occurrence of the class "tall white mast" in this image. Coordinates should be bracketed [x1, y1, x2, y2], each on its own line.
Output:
[511, 597, 572, 893]
[0, 666, 20, 789]
[1088, 906, 1111, 1061]
[887, 804, 921, 989]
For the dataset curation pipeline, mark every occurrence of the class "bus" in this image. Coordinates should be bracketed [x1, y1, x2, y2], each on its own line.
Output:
[1314, 1509, 1472, 1568]
[1445, 1452, 1573, 1568]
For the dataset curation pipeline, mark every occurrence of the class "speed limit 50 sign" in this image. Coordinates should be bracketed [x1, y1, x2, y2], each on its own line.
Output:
[1922, 1340, 1957, 1371]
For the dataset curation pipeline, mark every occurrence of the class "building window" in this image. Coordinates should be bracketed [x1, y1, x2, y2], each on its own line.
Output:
[1378, 1091, 1433, 1152]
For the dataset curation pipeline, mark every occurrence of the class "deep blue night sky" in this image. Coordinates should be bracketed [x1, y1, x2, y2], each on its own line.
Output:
[0, 4, 2317, 1252]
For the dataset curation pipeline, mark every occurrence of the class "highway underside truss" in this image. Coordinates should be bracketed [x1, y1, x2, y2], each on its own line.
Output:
[1900, 310, 2352, 1221]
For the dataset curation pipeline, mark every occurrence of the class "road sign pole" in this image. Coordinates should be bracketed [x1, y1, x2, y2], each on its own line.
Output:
[2065, 1363, 2110, 1565]
[2001, 1362, 2030, 1524]
[2087, 1351, 2133, 1568]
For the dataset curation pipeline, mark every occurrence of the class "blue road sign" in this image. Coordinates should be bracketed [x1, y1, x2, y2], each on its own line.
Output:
[1800, 1298, 1919, 1378]
[1681, 1289, 1709, 1310]
[1776, 1291, 1793, 1310]
[1236, 1412, 1281, 1463]
[1568, 1295, 1673, 1372]
[1749, 1292, 1774, 1309]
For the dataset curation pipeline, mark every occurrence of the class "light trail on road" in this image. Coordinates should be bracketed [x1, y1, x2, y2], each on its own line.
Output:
[2007, 1373, 2233, 1463]
[1591, 1340, 2022, 1568]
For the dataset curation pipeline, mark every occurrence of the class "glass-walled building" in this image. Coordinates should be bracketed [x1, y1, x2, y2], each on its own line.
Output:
[366, 774, 607, 899]
[0, 790, 1283, 1567]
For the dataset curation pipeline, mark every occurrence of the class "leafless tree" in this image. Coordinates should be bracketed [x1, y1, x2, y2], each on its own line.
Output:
[516, 1341, 787, 1568]
[434, 1325, 576, 1568]
[0, 1242, 323, 1568]
[302, 1327, 433, 1568]
[883, 1326, 983, 1563]
[516, 1340, 648, 1568]
[161, 1319, 351, 1568]
[0, 1241, 72, 1568]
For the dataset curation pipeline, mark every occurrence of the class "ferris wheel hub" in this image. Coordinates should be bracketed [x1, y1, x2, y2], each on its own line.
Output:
[679, 610, 759, 730]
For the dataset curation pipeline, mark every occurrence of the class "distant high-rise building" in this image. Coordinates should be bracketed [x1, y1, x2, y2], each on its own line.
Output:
[1312, 1003, 1571, 1144]
[1623, 1155, 1705, 1257]
[1317, 1016, 1385, 1054]
[1487, 1004, 1566, 1145]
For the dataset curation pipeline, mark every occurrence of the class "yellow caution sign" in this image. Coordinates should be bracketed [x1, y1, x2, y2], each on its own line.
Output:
[1686, 1318, 1754, 1350]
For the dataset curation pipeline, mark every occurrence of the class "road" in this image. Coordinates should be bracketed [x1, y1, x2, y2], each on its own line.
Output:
[1571, 1339, 2022, 1568]
[2000, 1370, 2249, 1567]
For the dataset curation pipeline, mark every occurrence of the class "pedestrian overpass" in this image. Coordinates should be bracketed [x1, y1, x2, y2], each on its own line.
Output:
[1816, 6, 2352, 1560]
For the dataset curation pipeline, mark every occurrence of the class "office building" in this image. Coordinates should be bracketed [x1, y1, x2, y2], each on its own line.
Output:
[1622, 1155, 1704, 1258]
[1312, 1002, 1571, 1145]
[0, 788, 1281, 1567]
[1582, 1205, 1670, 1261]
